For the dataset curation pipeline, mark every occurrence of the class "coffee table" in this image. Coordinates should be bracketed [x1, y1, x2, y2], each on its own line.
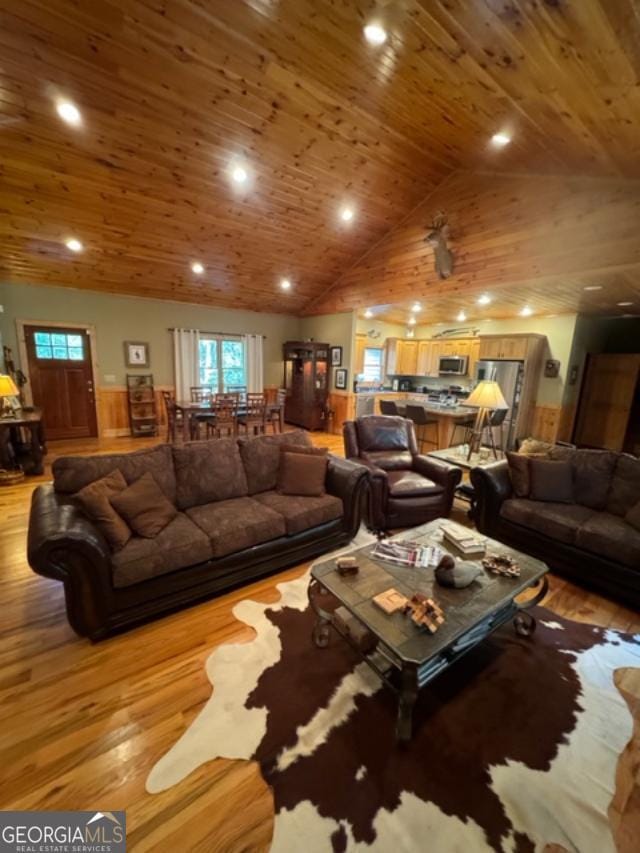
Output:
[308, 519, 548, 742]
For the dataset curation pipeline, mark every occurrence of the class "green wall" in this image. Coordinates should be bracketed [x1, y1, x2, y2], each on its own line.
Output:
[0, 282, 300, 387]
[298, 311, 355, 391]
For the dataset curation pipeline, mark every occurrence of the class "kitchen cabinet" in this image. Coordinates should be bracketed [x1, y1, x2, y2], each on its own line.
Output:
[468, 338, 480, 378]
[354, 334, 366, 376]
[416, 341, 431, 376]
[385, 338, 418, 375]
[397, 339, 418, 375]
[479, 335, 530, 360]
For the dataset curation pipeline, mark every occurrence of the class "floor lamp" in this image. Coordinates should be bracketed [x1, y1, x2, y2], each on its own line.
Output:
[464, 380, 509, 460]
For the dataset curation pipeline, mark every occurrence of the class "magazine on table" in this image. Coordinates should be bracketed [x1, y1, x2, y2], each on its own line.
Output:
[372, 539, 444, 568]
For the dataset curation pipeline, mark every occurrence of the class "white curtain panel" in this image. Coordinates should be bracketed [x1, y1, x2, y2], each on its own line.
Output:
[244, 334, 264, 393]
[173, 328, 200, 399]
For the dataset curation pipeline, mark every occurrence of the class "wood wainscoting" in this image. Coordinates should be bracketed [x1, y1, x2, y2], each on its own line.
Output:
[530, 404, 576, 444]
[328, 391, 355, 436]
[97, 387, 169, 438]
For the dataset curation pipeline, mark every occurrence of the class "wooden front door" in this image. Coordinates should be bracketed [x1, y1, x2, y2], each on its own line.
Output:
[24, 325, 97, 440]
[573, 353, 640, 451]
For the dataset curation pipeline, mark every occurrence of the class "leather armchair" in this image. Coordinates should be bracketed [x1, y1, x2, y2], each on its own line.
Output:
[343, 416, 462, 532]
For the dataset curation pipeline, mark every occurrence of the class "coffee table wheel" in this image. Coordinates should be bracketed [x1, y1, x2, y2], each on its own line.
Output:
[514, 611, 536, 637]
[312, 618, 331, 648]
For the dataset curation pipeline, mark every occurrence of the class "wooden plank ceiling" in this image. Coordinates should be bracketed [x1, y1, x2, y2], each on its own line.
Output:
[308, 169, 640, 322]
[1, 0, 640, 316]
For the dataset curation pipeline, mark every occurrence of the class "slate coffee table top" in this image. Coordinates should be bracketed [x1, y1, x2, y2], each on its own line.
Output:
[311, 519, 548, 666]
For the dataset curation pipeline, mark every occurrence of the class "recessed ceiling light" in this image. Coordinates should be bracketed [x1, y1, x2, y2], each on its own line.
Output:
[456, 311, 467, 322]
[280, 278, 292, 290]
[406, 329, 415, 338]
[477, 294, 492, 305]
[583, 285, 602, 291]
[231, 165, 248, 184]
[363, 23, 387, 46]
[340, 207, 354, 222]
[408, 316, 416, 326]
[617, 301, 633, 306]
[364, 309, 373, 319]
[191, 261, 204, 275]
[491, 132, 511, 147]
[411, 302, 421, 313]
[56, 100, 82, 126]
[520, 305, 533, 317]
[65, 238, 83, 252]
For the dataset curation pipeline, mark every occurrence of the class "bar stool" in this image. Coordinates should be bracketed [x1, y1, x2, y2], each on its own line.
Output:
[379, 400, 398, 415]
[405, 404, 438, 453]
[450, 413, 476, 448]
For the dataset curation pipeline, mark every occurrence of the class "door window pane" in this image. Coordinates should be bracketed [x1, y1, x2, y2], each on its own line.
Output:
[33, 331, 85, 360]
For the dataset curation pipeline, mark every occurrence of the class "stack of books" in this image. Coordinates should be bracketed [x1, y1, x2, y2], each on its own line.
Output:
[371, 539, 444, 568]
[440, 525, 486, 557]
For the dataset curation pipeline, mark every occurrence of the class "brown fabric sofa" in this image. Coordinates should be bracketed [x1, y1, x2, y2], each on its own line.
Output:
[343, 415, 461, 532]
[471, 447, 640, 607]
[28, 431, 368, 640]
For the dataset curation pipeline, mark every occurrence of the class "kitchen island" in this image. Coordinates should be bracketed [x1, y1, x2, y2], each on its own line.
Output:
[354, 391, 476, 449]
[394, 401, 476, 449]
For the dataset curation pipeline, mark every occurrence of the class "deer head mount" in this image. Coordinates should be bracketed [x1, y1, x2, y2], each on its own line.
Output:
[425, 212, 453, 280]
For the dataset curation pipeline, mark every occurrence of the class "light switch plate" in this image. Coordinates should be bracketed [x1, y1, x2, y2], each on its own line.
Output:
[104, 374, 116, 383]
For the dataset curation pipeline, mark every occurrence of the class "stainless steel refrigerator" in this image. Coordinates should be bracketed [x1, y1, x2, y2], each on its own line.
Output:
[475, 360, 525, 450]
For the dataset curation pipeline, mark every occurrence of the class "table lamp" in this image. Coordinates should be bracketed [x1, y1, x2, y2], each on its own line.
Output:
[464, 380, 508, 459]
[0, 374, 20, 418]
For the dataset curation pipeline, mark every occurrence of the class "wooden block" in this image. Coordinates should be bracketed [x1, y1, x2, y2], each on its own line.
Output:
[373, 588, 408, 614]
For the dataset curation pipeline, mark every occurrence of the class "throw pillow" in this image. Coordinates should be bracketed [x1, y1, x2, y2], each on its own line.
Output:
[506, 452, 530, 497]
[74, 469, 131, 551]
[110, 471, 178, 538]
[625, 500, 640, 532]
[279, 443, 328, 457]
[529, 458, 574, 504]
[277, 450, 328, 497]
[518, 437, 554, 458]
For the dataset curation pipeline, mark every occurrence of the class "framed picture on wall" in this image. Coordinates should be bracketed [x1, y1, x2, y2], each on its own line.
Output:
[335, 368, 347, 390]
[124, 341, 150, 368]
[331, 346, 343, 367]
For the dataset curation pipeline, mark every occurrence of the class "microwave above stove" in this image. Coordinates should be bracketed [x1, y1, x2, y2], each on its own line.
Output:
[438, 355, 468, 376]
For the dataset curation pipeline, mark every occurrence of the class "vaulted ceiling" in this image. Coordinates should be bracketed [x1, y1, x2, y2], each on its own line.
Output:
[1, 0, 640, 316]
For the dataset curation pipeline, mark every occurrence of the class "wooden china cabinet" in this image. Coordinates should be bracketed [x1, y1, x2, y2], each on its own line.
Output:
[283, 341, 330, 430]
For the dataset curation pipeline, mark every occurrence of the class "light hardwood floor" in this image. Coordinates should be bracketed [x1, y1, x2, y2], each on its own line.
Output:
[0, 432, 638, 852]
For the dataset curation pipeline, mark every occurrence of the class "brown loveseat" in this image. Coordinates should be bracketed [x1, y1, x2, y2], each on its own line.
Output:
[343, 415, 462, 532]
[28, 431, 368, 640]
[471, 447, 640, 607]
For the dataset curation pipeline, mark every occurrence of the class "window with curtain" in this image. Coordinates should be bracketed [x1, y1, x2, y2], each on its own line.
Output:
[363, 347, 384, 382]
[198, 336, 246, 391]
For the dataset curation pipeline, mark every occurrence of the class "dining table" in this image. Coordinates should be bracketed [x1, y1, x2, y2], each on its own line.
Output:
[173, 399, 285, 442]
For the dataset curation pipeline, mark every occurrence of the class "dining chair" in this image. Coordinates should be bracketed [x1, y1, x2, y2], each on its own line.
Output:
[237, 393, 266, 436]
[206, 394, 238, 438]
[190, 386, 213, 403]
[160, 390, 181, 443]
[267, 387, 287, 434]
[226, 385, 247, 401]
[189, 387, 214, 438]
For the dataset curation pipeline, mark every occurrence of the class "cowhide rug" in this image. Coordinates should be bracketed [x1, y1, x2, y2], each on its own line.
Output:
[147, 549, 640, 852]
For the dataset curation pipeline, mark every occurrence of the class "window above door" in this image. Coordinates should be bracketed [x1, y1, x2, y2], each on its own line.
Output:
[33, 331, 85, 361]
